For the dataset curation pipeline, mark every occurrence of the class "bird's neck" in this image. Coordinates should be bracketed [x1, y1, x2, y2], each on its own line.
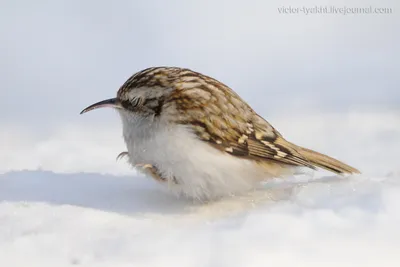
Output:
[118, 110, 165, 140]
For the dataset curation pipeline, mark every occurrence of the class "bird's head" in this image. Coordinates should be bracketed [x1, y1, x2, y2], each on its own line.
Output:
[80, 67, 183, 118]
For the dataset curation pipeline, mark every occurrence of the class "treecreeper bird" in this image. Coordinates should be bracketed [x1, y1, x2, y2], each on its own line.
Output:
[80, 67, 360, 201]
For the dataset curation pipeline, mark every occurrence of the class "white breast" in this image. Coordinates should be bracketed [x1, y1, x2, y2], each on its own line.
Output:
[118, 111, 277, 201]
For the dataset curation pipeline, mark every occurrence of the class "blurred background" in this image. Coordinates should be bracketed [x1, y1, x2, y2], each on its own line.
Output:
[0, 0, 399, 175]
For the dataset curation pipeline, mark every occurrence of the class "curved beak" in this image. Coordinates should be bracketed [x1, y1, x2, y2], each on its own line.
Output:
[80, 98, 122, 114]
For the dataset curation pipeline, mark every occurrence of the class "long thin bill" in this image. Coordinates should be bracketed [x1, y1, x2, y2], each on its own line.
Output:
[80, 98, 121, 114]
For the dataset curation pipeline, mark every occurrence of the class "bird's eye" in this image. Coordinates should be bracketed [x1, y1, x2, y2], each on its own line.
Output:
[120, 96, 144, 111]
[130, 97, 143, 107]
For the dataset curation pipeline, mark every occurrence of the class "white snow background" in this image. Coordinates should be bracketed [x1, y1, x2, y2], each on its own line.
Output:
[1, 0, 399, 266]
[1, 111, 400, 267]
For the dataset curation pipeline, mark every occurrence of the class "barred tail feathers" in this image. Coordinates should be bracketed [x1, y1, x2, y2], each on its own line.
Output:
[297, 146, 360, 175]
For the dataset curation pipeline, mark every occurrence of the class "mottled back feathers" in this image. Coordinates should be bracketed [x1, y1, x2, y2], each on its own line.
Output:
[117, 67, 316, 170]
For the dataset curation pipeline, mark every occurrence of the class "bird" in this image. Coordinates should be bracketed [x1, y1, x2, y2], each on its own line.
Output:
[80, 67, 360, 201]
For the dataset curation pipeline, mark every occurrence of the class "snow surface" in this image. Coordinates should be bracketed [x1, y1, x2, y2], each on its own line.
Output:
[1, 171, 400, 266]
[1, 111, 400, 266]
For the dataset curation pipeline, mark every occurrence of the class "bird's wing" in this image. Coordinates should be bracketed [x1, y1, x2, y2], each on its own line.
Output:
[188, 112, 315, 169]
[170, 82, 314, 169]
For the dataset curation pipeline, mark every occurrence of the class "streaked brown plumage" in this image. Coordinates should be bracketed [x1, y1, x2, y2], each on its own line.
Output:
[81, 66, 360, 200]
[116, 67, 359, 174]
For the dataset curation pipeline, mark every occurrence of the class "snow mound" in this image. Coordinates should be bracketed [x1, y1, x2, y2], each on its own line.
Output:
[1, 171, 400, 266]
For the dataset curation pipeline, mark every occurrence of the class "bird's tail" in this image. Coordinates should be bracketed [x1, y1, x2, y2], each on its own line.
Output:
[296, 146, 360, 175]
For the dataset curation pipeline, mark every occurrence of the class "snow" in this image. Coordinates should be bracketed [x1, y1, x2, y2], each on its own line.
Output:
[1, 171, 400, 266]
[1, 110, 400, 266]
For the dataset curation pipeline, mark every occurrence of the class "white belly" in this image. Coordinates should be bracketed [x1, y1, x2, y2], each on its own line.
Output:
[119, 112, 274, 200]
